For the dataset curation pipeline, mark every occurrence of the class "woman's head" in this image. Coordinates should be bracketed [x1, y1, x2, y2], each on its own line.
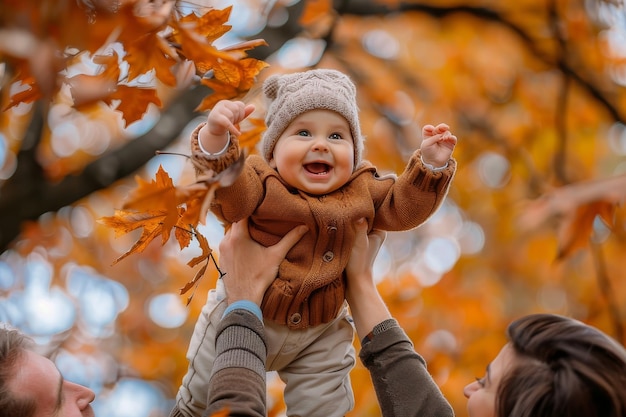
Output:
[465, 313, 626, 417]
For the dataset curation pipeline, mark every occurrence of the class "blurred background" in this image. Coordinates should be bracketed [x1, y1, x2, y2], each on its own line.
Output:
[1, 0, 625, 415]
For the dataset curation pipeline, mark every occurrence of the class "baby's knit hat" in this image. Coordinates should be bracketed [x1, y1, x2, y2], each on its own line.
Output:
[261, 69, 364, 168]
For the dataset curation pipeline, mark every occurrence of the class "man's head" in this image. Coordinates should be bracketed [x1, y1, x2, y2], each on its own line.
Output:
[0, 326, 95, 417]
[0, 327, 35, 416]
[261, 68, 365, 169]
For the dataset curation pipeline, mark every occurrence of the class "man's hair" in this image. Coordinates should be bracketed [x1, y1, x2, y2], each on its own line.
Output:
[497, 313, 626, 417]
[0, 326, 37, 417]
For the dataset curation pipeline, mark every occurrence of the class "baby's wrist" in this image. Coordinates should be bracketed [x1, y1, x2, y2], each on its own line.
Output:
[420, 154, 449, 172]
[198, 129, 231, 156]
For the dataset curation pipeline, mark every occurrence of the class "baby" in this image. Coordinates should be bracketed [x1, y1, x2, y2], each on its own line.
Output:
[174, 68, 457, 417]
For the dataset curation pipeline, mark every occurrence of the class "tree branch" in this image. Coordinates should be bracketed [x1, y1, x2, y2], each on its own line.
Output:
[0, 84, 212, 251]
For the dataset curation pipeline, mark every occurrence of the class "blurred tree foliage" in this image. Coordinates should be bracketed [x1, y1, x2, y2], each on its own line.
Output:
[1, 0, 625, 416]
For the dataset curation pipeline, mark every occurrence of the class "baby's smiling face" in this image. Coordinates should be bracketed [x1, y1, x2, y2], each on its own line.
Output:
[269, 109, 355, 195]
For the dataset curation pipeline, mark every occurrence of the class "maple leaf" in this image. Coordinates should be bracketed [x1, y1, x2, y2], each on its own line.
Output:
[109, 85, 162, 126]
[100, 151, 245, 300]
[179, 229, 213, 304]
[116, 1, 172, 47]
[68, 52, 121, 108]
[187, 231, 211, 269]
[98, 209, 168, 264]
[3, 2, 267, 129]
[556, 201, 615, 260]
[178, 6, 232, 44]
[99, 165, 207, 266]
[170, 14, 238, 74]
[4, 76, 41, 110]
[221, 39, 269, 59]
[125, 34, 178, 86]
[517, 173, 626, 259]
[173, 187, 210, 250]
[120, 166, 180, 246]
[68, 51, 163, 125]
[196, 58, 268, 111]
[179, 150, 247, 226]
[237, 117, 266, 150]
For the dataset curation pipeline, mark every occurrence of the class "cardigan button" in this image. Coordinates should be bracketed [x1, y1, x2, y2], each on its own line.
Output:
[290, 313, 302, 325]
[322, 251, 334, 262]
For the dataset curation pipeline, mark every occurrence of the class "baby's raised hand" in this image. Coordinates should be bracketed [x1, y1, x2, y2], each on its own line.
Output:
[199, 100, 255, 154]
[420, 123, 457, 168]
[207, 100, 256, 137]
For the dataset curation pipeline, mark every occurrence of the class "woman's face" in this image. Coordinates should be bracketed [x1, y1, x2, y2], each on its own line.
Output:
[463, 343, 517, 417]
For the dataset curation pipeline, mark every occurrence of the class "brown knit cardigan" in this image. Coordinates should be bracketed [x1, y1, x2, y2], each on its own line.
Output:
[191, 124, 456, 329]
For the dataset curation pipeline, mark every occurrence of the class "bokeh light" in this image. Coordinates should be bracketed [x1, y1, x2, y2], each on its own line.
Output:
[93, 378, 170, 417]
[148, 293, 188, 328]
[276, 38, 326, 68]
[362, 29, 400, 60]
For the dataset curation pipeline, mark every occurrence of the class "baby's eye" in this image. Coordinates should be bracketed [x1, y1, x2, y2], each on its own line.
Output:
[329, 133, 343, 140]
[297, 130, 311, 137]
[475, 377, 486, 388]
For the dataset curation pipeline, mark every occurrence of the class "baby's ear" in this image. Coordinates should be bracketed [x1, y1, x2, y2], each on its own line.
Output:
[268, 157, 277, 169]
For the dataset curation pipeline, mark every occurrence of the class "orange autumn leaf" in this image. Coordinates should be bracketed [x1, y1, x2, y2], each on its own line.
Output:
[197, 58, 268, 111]
[125, 35, 178, 86]
[109, 85, 162, 126]
[122, 166, 179, 241]
[4, 3, 266, 130]
[221, 39, 269, 59]
[97, 166, 192, 264]
[68, 50, 162, 125]
[68, 73, 118, 108]
[179, 230, 213, 303]
[187, 230, 212, 269]
[517, 173, 626, 259]
[69, 51, 121, 107]
[175, 193, 207, 249]
[3, 62, 42, 110]
[170, 15, 238, 74]
[116, 2, 172, 48]
[237, 117, 266, 150]
[98, 209, 168, 264]
[89, 2, 177, 86]
[101, 154, 245, 299]
[178, 6, 232, 44]
[557, 201, 615, 260]
[3, 79, 41, 110]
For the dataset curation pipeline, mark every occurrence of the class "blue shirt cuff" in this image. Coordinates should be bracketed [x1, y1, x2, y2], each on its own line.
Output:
[223, 300, 263, 322]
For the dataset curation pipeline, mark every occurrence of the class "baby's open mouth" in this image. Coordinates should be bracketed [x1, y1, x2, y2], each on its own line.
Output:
[304, 162, 331, 174]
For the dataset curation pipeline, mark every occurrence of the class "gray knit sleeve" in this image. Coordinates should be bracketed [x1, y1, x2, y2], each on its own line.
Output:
[359, 319, 454, 417]
[203, 308, 268, 417]
[211, 310, 267, 378]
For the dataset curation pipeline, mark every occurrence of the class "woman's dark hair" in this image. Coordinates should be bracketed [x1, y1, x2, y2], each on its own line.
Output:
[496, 313, 626, 417]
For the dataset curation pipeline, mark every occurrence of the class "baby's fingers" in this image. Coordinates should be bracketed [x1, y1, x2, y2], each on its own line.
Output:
[434, 123, 450, 134]
[440, 133, 458, 149]
[422, 124, 436, 137]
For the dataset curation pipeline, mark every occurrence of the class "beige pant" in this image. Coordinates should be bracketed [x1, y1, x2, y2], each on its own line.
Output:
[174, 279, 356, 417]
